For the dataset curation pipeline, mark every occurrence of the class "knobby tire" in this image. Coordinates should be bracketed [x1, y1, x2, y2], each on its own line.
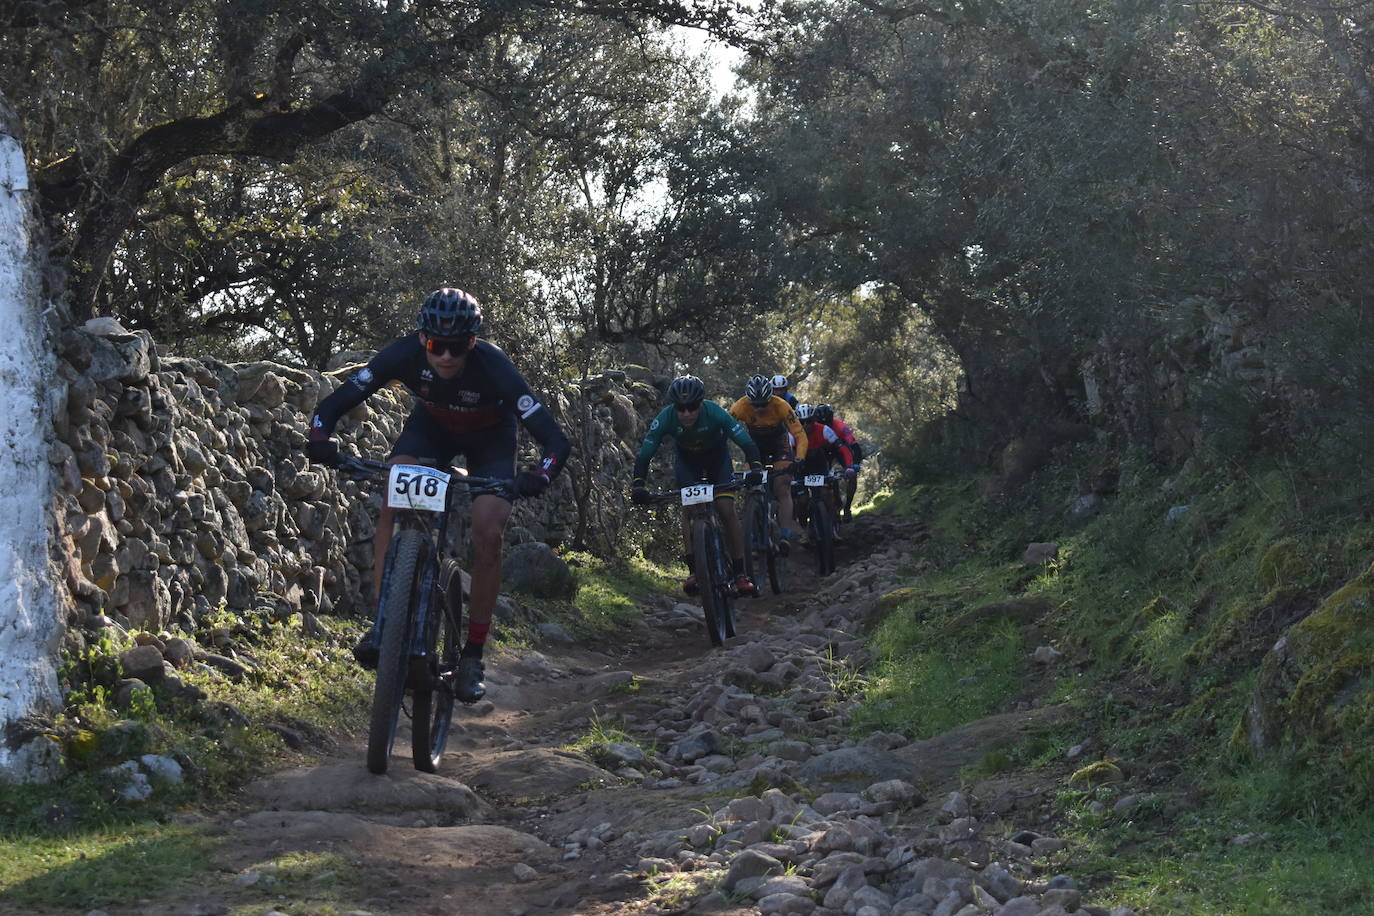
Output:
[692, 520, 728, 647]
[811, 496, 836, 576]
[711, 521, 738, 639]
[411, 558, 462, 773]
[766, 501, 786, 595]
[744, 496, 768, 593]
[367, 529, 429, 775]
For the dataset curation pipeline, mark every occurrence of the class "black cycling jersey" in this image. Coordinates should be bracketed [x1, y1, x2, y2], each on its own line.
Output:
[310, 336, 571, 476]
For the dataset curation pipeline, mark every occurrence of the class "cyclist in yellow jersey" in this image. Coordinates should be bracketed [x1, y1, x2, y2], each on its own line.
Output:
[728, 374, 808, 554]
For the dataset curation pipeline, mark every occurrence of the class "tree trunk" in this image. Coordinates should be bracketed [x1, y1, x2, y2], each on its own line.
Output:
[0, 93, 64, 783]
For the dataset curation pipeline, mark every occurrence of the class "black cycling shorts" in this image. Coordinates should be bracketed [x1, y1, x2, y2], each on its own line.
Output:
[392, 407, 517, 499]
[674, 443, 736, 489]
[751, 430, 795, 468]
[800, 451, 838, 478]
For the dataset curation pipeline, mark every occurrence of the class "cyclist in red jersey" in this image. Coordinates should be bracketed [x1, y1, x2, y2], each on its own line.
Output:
[797, 404, 856, 476]
[814, 404, 862, 520]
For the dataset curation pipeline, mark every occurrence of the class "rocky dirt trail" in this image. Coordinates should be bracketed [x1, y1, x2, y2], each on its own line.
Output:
[81, 514, 1134, 916]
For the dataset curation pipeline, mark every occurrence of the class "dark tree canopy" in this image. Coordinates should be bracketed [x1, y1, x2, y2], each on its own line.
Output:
[7, 0, 1373, 469]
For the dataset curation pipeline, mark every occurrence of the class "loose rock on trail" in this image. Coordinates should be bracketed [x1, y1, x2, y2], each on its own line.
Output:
[90, 514, 1135, 916]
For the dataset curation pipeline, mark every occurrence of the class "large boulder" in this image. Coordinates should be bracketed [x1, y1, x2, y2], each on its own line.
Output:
[502, 542, 576, 600]
[1241, 559, 1374, 755]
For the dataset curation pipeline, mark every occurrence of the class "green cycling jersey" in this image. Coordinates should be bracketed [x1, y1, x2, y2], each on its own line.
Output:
[634, 400, 759, 480]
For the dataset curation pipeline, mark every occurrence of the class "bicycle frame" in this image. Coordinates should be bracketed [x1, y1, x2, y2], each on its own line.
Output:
[340, 455, 513, 772]
[639, 480, 741, 646]
[348, 459, 491, 660]
[742, 466, 787, 595]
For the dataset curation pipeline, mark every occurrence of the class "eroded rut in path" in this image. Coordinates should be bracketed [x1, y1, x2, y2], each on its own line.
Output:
[109, 512, 1113, 916]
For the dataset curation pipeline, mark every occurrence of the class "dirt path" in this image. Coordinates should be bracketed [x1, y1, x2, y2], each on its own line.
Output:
[88, 514, 960, 916]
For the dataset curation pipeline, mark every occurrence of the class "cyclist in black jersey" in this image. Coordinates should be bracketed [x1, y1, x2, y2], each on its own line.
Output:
[306, 287, 571, 703]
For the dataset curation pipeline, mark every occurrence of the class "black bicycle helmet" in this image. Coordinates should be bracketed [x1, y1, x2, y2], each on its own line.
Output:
[418, 287, 483, 336]
[796, 403, 814, 421]
[815, 403, 835, 425]
[745, 374, 774, 406]
[667, 375, 706, 406]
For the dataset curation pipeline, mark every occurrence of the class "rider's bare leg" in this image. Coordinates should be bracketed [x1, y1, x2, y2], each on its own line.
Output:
[466, 493, 514, 646]
[715, 496, 746, 564]
[774, 470, 795, 531]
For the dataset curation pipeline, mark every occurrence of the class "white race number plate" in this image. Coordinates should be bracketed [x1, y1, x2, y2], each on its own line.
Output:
[804, 475, 826, 487]
[680, 484, 715, 506]
[387, 464, 451, 511]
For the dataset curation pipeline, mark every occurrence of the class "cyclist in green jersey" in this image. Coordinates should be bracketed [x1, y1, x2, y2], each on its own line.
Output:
[631, 376, 764, 596]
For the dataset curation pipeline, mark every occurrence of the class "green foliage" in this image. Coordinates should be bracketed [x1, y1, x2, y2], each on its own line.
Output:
[565, 711, 654, 771]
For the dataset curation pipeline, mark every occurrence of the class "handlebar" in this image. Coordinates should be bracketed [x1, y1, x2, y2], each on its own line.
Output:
[633, 481, 742, 506]
[338, 454, 516, 498]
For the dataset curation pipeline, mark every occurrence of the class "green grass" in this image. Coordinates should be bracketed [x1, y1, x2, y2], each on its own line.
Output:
[0, 824, 219, 909]
[564, 551, 682, 636]
[563, 711, 655, 770]
[1, 607, 379, 907]
[1062, 806, 1374, 915]
[862, 443, 1374, 911]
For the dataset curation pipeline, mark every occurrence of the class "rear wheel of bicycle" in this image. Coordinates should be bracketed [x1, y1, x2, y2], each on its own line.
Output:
[744, 497, 768, 594]
[811, 497, 835, 576]
[766, 507, 786, 595]
[692, 520, 728, 647]
[368, 529, 429, 775]
[412, 558, 463, 773]
[711, 522, 738, 639]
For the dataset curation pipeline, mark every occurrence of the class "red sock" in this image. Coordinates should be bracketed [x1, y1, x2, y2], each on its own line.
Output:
[466, 620, 491, 646]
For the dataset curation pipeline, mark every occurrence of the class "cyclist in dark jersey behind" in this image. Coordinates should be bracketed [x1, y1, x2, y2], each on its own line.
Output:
[306, 287, 571, 703]
[631, 376, 764, 597]
[771, 374, 799, 409]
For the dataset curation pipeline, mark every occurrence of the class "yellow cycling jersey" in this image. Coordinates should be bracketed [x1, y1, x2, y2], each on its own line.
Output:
[728, 396, 808, 461]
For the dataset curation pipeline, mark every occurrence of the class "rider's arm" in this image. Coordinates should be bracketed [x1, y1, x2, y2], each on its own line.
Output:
[308, 343, 406, 443]
[727, 397, 751, 425]
[633, 406, 677, 482]
[833, 418, 858, 448]
[502, 378, 572, 480]
[783, 403, 808, 461]
[820, 423, 855, 467]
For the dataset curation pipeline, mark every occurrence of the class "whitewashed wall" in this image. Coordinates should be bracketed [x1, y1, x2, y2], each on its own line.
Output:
[0, 96, 62, 782]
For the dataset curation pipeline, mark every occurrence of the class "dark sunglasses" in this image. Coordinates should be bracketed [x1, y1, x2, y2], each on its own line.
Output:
[424, 335, 471, 356]
[675, 401, 703, 413]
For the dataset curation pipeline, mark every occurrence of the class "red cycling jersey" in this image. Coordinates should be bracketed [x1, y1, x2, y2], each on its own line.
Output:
[827, 417, 858, 451]
[803, 422, 855, 469]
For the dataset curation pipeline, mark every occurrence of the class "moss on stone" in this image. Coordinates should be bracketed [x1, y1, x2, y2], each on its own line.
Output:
[1246, 560, 1374, 752]
[1068, 759, 1123, 787]
[874, 586, 922, 616]
[1257, 537, 1307, 590]
[1185, 587, 1302, 668]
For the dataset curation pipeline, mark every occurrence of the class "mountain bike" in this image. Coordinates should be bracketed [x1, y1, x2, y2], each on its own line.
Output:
[793, 470, 838, 576]
[742, 466, 787, 595]
[637, 481, 741, 647]
[339, 454, 514, 774]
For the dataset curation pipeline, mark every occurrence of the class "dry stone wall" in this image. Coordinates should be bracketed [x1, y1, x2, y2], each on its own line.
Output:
[48, 319, 661, 659]
[1078, 296, 1284, 459]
